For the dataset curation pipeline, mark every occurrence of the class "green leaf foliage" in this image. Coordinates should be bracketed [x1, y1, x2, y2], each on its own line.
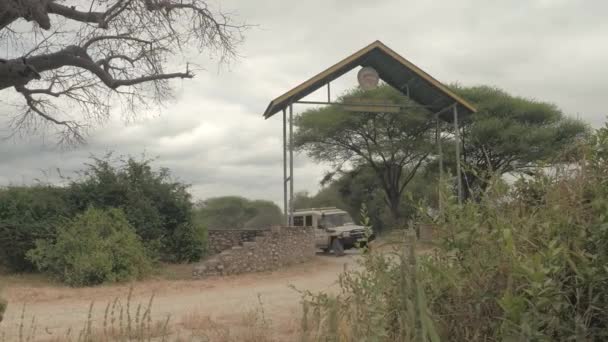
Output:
[166, 222, 208, 262]
[65, 155, 202, 261]
[451, 85, 588, 197]
[294, 85, 435, 223]
[418, 127, 608, 340]
[0, 154, 205, 272]
[299, 125, 608, 341]
[0, 185, 73, 271]
[299, 225, 438, 341]
[294, 164, 439, 232]
[27, 207, 152, 287]
[195, 196, 282, 229]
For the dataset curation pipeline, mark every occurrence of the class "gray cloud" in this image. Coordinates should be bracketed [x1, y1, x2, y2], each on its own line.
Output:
[1, 0, 606, 207]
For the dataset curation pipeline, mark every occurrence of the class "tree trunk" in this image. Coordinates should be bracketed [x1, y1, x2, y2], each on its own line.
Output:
[0, 45, 86, 91]
[0, 0, 52, 30]
[1, 0, 106, 31]
[386, 189, 404, 228]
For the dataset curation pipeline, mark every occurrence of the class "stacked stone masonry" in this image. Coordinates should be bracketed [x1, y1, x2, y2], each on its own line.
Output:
[206, 228, 269, 255]
[193, 226, 315, 278]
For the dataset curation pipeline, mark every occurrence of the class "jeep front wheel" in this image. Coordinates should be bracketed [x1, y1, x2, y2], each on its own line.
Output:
[332, 238, 345, 257]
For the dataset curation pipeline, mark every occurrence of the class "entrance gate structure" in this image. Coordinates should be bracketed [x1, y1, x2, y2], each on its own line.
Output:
[263, 41, 477, 225]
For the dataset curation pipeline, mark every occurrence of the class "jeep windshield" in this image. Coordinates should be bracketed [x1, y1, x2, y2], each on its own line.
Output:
[320, 213, 354, 228]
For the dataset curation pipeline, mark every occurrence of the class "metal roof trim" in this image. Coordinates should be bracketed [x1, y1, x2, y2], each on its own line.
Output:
[263, 40, 476, 118]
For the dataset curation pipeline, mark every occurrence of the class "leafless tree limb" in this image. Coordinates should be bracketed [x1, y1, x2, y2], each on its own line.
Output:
[0, 0, 246, 145]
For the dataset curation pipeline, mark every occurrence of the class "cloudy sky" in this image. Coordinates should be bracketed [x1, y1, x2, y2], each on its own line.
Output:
[1, 0, 607, 207]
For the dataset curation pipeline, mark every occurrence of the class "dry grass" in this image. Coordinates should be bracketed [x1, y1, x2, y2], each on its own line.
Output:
[153, 264, 195, 281]
[1, 288, 175, 342]
[0, 256, 344, 341]
[1, 289, 280, 342]
[0, 263, 196, 305]
[177, 295, 275, 342]
[0, 257, 333, 304]
[0, 272, 59, 289]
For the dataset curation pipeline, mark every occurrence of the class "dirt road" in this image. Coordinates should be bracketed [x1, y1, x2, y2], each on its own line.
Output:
[0, 252, 359, 341]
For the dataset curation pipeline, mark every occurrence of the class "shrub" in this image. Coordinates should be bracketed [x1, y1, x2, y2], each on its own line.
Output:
[0, 155, 206, 272]
[299, 125, 608, 341]
[299, 218, 439, 342]
[0, 185, 73, 271]
[419, 166, 608, 340]
[424, 137, 608, 340]
[165, 222, 208, 262]
[27, 207, 152, 286]
[66, 155, 200, 262]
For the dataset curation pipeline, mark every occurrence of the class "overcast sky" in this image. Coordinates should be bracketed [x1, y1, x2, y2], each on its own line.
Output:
[1, 0, 607, 207]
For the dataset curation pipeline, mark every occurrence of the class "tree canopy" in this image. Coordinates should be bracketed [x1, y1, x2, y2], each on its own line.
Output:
[295, 164, 439, 232]
[451, 85, 588, 198]
[295, 84, 587, 224]
[0, 0, 245, 144]
[294, 85, 435, 223]
[195, 196, 283, 230]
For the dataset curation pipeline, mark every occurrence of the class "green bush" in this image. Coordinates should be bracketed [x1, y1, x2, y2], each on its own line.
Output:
[420, 169, 608, 340]
[27, 207, 152, 286]
[300, 125, 608, 341]
[425, 134, 608, 340]
[66, 155, 199, 261]
[195, 196, 282, 229]
[0, 154, 206, 272]
[165, 222, 208, 262]
[299, 208, 439, 342]
[0, 185, 73, 271]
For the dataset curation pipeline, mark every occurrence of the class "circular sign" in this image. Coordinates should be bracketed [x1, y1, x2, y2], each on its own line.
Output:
[357, 66, 379, 90]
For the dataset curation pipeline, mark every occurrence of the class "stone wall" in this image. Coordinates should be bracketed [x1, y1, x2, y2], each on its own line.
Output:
[193, 226, 315, 278]
[207, 228, 269, 255]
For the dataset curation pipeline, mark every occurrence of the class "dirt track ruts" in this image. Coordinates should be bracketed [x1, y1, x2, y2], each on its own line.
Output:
[0, 252, 359, 341]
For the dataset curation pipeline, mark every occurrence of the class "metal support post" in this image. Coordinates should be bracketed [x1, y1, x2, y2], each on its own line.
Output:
[453, 104, 463, 205]
[327, 82, 331, 103]
[282, 108, 288, 226]
[436, 116, 443, 213]
[289, 103, 294, 225]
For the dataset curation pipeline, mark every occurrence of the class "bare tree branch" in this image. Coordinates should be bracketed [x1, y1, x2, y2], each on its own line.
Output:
[83, 34, 152, 49]
[0, 0, 246, 145]
[14, 84, 86, 145]
[47, 1, 105, 27]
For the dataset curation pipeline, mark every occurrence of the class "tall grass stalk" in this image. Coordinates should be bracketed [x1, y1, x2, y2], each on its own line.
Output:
[298, 215, 439, 341]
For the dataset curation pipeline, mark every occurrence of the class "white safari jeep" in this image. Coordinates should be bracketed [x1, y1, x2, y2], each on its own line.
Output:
[291, 207, 373, 256]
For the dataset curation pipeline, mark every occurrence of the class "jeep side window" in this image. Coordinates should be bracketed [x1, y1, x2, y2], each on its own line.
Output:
[305, 215, 313, 227]
[293, 216, 304, 226]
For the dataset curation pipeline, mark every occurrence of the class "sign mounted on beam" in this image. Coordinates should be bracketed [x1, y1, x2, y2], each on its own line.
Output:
[343, 97, 400, 113]
[357, 67, 380, 90]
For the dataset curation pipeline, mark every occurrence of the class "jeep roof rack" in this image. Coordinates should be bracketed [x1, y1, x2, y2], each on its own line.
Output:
[294, 207, 340, 212]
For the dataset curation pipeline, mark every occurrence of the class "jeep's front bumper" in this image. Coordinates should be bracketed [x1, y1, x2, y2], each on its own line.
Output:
[339, 232, 375, 249]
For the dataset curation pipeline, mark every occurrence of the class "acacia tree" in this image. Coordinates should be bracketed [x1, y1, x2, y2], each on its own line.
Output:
[194, 196, 283, 229]
[294, 86, 435, 224]
[450, 85, 588, 198]
[0, 0, 244, 144]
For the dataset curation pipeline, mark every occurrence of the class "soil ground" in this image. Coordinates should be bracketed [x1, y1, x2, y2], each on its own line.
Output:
[0, 251, 361, 341]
